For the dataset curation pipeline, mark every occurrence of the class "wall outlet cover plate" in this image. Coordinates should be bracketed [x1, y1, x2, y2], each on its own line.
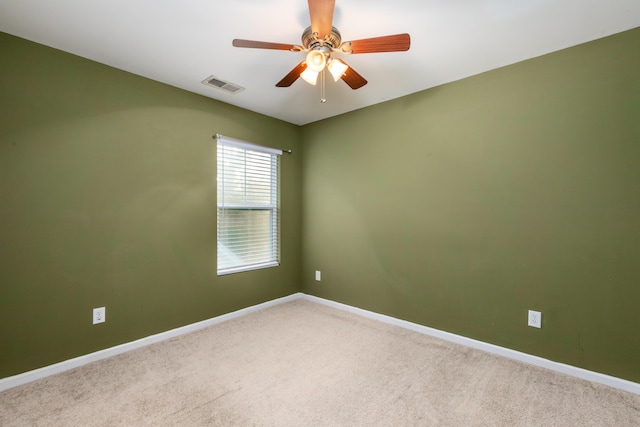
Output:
[93, 307, 106, 324]
[528, 310, 541, 328]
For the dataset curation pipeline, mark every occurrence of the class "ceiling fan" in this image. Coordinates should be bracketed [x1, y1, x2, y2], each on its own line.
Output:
[232, 0, 410, 91]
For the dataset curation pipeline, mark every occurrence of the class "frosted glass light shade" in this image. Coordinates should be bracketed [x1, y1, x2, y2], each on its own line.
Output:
[328, 58, 349, 81]
[300, 68, 319, 85]
[306, 50, 326, 72]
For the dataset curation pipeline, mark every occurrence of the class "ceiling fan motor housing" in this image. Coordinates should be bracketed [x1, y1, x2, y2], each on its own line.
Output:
[302, 26, 342, 50]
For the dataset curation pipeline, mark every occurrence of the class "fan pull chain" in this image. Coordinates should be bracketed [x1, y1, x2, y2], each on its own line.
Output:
[320, 69, 327, 103]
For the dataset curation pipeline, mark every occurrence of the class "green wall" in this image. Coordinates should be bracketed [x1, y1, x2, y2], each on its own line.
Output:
[301, 28, 640, 382]
[0, 33, 302, 378]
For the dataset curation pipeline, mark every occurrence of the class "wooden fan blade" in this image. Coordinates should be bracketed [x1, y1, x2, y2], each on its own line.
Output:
[340, 64, 368, 90]
[345, 33, 411, 54]
[276, 61, 308, 87]
[233, 39, 296, 51]
[308, 0, 335, 39]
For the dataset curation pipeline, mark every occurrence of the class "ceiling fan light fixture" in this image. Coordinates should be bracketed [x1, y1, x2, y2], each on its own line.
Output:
[300, 68, 319, 85]
[328, 58, 349, 81]
[306, 50, 327, 73]
[232, 1, 410, 92]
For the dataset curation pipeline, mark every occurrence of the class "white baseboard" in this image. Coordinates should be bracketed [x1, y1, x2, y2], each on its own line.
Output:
[2, 291, 638, 396]
[301, 294, 640, 395]
[0, 293, 303, 392]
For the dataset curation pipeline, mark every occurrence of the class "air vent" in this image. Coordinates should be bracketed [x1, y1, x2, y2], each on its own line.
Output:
[201, 75, 245, 94]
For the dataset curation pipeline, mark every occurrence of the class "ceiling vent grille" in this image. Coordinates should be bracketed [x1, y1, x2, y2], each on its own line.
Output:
[201, 75, 245, 94]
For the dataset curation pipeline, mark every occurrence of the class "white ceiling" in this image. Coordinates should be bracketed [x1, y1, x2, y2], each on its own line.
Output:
[1, 0, 639, 125]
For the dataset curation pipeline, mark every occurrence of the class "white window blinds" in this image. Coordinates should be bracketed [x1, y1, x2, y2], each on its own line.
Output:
[216, 135, 281, 275]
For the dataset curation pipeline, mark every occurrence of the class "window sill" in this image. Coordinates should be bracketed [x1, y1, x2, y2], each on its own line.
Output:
[217, 261, 280, 276]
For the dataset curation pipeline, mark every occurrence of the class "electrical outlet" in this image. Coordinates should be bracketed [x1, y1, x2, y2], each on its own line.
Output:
[315, 270, 321, 281]
[528, 310, 541, 328]
[93, 307, 106, 325]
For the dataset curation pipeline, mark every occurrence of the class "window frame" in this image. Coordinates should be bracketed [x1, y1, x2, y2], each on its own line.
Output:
[216, 134, 282, 276]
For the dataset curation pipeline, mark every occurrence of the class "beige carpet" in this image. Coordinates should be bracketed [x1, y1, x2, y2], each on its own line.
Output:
[1, 299, 638, 426]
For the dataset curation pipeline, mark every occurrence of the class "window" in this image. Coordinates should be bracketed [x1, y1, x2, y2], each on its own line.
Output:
[216, 135, 281, 275]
